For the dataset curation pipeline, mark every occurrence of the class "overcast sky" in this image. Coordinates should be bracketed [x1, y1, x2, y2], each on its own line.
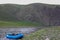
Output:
[0, 0, 60, 5]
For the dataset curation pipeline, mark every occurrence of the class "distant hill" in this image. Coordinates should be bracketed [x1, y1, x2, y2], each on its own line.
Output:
[0, 3, 60, 26]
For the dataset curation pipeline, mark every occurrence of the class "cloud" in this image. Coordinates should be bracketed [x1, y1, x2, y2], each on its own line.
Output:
[0, 0, 60, 5]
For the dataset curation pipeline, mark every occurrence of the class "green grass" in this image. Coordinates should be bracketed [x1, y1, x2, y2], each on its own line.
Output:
[0, 21, 42, 27]
[22, 27, 60, 40]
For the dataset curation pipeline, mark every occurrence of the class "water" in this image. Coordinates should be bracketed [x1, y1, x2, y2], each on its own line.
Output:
[0, 27, 40, 40]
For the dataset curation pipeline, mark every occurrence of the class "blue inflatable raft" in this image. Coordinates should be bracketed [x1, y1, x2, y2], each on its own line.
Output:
[6, 33, 24, 39]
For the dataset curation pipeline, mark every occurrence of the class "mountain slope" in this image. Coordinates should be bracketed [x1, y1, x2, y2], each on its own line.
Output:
[0, 3, 60, 26]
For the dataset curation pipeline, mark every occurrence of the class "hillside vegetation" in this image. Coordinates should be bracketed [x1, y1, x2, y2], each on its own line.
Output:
[0, 21, 42, 27]
[23, 27, 60, 40]
[0, 3, 60, 26]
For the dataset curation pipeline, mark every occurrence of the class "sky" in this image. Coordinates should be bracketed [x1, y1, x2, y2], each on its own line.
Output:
[0, 0, 60, 5]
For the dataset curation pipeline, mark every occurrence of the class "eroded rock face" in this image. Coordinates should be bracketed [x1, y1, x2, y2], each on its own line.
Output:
[0, 3, 60, 26]
[16, 4, 60, 26]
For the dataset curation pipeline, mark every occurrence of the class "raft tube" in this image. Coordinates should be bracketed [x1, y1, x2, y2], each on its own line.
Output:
[6, 33, 24, 39]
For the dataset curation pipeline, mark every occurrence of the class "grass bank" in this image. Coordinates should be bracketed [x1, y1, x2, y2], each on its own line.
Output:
[22, 27, 60, 40]
[0, 21, 43, 27]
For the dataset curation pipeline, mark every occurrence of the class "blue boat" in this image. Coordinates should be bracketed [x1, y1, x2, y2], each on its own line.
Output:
[6, 33, 24, 39]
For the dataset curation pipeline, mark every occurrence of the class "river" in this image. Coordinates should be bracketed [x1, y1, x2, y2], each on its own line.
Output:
[0, 27, 41, 40]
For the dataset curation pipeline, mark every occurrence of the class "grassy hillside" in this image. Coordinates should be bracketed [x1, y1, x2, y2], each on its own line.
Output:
[0, 3, 60, 26]
[22, 27, 60, 40]
[0, 4, 20, 21]
[0, 21, 43, 27]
